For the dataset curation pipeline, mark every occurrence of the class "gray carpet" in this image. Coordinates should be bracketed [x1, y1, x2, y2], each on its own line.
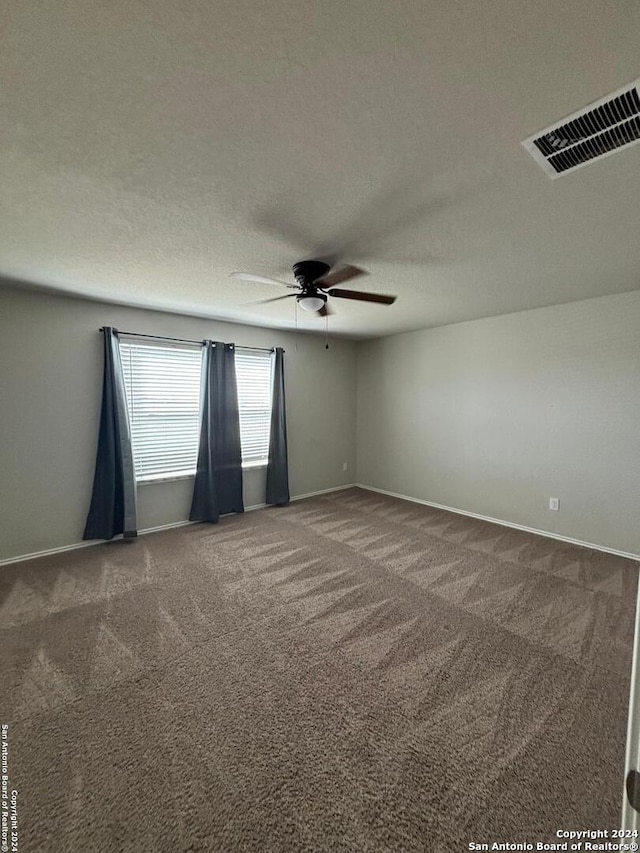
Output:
[1, 487, 637, 852]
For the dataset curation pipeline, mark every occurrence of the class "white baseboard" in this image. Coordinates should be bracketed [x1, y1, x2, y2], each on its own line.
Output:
[0, 538, 100, 567]
[0, 484, 357, 567]
[356, 483, 640, 562]
[138, 519, 196, 535]
[243, 483, 355, 512]
[0, 520, 197, 567]
[291, 483, 356, 502]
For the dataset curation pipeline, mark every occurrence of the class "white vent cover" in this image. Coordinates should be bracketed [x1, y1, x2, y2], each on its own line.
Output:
[522, 80, 640, 178]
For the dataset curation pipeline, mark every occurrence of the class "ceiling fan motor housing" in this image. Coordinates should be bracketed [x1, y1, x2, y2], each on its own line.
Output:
[292, 260, 330, 287]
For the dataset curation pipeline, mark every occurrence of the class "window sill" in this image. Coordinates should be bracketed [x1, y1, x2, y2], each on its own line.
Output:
[137, 473, 195, 485]
[136, 462, 267, 485]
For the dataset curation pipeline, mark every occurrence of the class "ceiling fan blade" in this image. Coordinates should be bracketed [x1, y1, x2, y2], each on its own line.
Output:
[316, 265, 367, 289]
[251, 209, 320, 254]
[329, 288, 396, 305]
[318, 302, 334, 317]
[243, 294, 297, 306]
[230, 272, 296, 288]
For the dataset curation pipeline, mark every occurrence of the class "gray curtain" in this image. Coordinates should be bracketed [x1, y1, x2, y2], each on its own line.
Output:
[190, 341, 244, 523]
[83, 327, 137, 540]
[266, 347, 290, 506]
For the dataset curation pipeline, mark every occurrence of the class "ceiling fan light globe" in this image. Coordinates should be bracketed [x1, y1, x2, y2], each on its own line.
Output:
[297, 294, 326, 312]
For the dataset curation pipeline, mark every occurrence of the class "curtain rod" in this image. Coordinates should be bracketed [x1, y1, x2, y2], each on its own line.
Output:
[98, 329, 278, 353]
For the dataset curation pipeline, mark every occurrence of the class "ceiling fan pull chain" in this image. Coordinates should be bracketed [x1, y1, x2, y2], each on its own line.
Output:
[325, 312, 329, 349]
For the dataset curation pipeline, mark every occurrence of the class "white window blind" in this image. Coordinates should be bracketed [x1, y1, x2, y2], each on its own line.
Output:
[120, 341, 202, 481]
[235, 350, 273, 466]
[119, 340, 273, 480]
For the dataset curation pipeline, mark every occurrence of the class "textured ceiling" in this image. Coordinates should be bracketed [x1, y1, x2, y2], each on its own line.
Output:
[2, 0, 639, 339]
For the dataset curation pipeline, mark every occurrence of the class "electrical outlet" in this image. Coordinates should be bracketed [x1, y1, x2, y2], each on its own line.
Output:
[342, 462, 348, 471]
[549, 497, 560, 511]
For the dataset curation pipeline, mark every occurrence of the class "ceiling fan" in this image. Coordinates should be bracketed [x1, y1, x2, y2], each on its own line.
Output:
[230, 260, 397, 317]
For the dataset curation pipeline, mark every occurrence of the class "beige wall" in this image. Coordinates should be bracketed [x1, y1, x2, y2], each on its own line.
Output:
[0, 286, 357, 561]
[356, 290, 640, 556]
[3, 285, 639, 562]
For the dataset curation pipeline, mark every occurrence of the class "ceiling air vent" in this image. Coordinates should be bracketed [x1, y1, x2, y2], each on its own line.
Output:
[522, 80, 640, 178]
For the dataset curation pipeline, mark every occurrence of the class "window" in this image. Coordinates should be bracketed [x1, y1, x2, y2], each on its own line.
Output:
[120, 341, 202, 481]
[235, 350, 273, 467]
[120, 340, 273, 481]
